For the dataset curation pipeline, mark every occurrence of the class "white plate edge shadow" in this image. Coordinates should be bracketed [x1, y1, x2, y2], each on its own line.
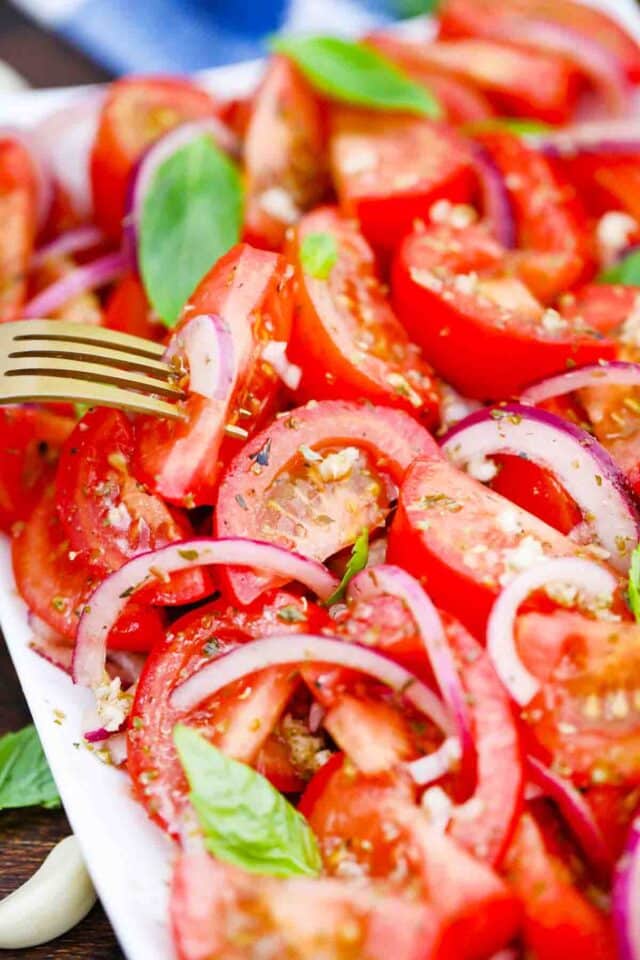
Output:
[1, 2, 640, 957]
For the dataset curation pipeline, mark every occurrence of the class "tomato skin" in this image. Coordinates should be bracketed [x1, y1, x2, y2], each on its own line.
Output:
[331, 108, 474, 252]
[12, 487, 164, 648]
[0, 407, 75, 533]
[504, 810, 616, 960]
[438, 0, 640, 85]
[127, 590, 329, 833]
[0, 137, 38, 321]
[55, 407, 210, 606]
[215, 399, 440, 604]
[133, 243, 294, 507]
[489, 454, 582, 535]
[243, 56, 329, 250]
[388, 455, 588, 639]
[90, 76, 219, 242]
[287, 207, 440, 425]
[104, 274, 165, 342]
[392, 223, 616, 400]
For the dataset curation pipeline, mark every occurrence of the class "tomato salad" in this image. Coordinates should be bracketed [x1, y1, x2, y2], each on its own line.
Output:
[5, 1, 640, 957]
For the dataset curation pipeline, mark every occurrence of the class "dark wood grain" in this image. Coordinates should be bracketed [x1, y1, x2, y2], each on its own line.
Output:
[0, 10, 125, 955]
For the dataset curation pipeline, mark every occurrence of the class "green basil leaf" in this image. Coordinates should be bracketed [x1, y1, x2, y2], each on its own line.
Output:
[0, 725, 60, 811]
[270, 35, 442, 118]
[599, 248, 640, 286]
[628, 544, 640, 622]
[324, 527, 369, 606]
[394, 0, 440, 15]
[174, 725, 322, 877]
[300, 232, 338, 279]
[140, 134, 243, 328]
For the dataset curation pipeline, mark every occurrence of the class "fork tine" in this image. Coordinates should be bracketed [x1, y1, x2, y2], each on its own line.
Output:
[0, 375, 185, 419]
[4, 356, 185, 398]
[8, 340, 173, 380]
[5, 320, 166, 359]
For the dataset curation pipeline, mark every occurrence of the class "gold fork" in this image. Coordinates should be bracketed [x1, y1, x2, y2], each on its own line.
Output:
[0, 320, 185, 419]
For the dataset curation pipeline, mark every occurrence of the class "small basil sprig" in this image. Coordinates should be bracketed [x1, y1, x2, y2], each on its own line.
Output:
[174, 725, 322, 877]
[271, 35, 441, 118]
[140, 134, 243, 327]
[599, 248, 640, 286]
[325, 527, 369, 606]
[300, 232, 338, 280]
[0, 725, 60, 811]
[627, 544, 640, 621]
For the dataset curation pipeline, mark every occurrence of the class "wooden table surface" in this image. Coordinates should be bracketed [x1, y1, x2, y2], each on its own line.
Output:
[0, 7, 123, 957]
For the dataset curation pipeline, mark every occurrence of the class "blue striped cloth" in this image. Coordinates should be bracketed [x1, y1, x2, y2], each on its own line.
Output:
[9, 0, 402, 75]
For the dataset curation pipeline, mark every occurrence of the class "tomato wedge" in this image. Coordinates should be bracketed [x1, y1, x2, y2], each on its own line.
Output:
[287, 207, 440, 423]
[104, 273, 164, 341]
[133, 243, 294, 507]
[301, 756, 521, 959]
[0, 137, 38, 322]
[392, 221, 616, 399]
[55, 407, 210, 605]
[517, 610, 640, 786]
[12, 487, 164, 648]
[504, 809, 616, 960]
[171, 853, 451, 960]
[90, 76, 219, 241]
[388, 455, 594, 638]
[243, 55, 329, 250]
[488, 454, 582, 535]
[127, 590, 329, 833]
[215, 399, 440, 604]
[330, 108, 473, 252]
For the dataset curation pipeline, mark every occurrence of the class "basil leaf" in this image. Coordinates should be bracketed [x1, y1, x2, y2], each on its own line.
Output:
[0, 725, 60, 811]
[271, 35, 442, 118]
[599, 248, 640, 286]
[628, 544, 640, 622]
[394, 0, 440, 15]
[324, 527, 369, 606]
[174, 725, 322, 877]
[300, 232, 338, 279]
[140, 134, 243, 328]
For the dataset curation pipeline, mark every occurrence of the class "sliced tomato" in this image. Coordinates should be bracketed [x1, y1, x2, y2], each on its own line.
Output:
[516, 610, 640, 786]
[476, 130, 595, 302]
[583, 784, 640, 862]
[12, 487, 164, 647]
[215, 398, 440, 604]
[330, 109, 473, 252]
[0, 406, 75, 533]
[504, 809, 615, 960]
[388, 455, 593, 638]
[392, 222, 616, 399]
[438, 0, 640, 85]
[489, 454, 582, 535]
[243, 55, 329, 250]
[170, 853, 450, 960]
[127, 590, 329, 832]
[90, 76, 219, 242]
[287, 207, 440, 423]
[372, 36, 578, 125]
[104, 273, 165, 342]
[55, 407, 210, 605]
[0, 137, 38, 322]
[133, 243, 294, 507]
[301, 756, 521, 959]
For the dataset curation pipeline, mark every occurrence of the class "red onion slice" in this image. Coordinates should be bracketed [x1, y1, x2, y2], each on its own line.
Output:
[614, 815, 640, 960]
[521, 361, 640, 406]
[406, 737, 462, 786]
[32, 225, 104, 268]
[348, 564, 475, 787]
[170, 633, 452, 735]
[74, 538, 339, 688]
[22, 249, 130, 319]
[124, 117, 240, 262]
[164, 313, 235, 401]
[469, 142, 516, 249]
[487, 557, 617, 706]
[527, 755, 613, 879]
[442, 404, 639, 570]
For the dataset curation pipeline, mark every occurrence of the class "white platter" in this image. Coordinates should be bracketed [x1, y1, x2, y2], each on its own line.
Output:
[1, 2, 640, 957]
